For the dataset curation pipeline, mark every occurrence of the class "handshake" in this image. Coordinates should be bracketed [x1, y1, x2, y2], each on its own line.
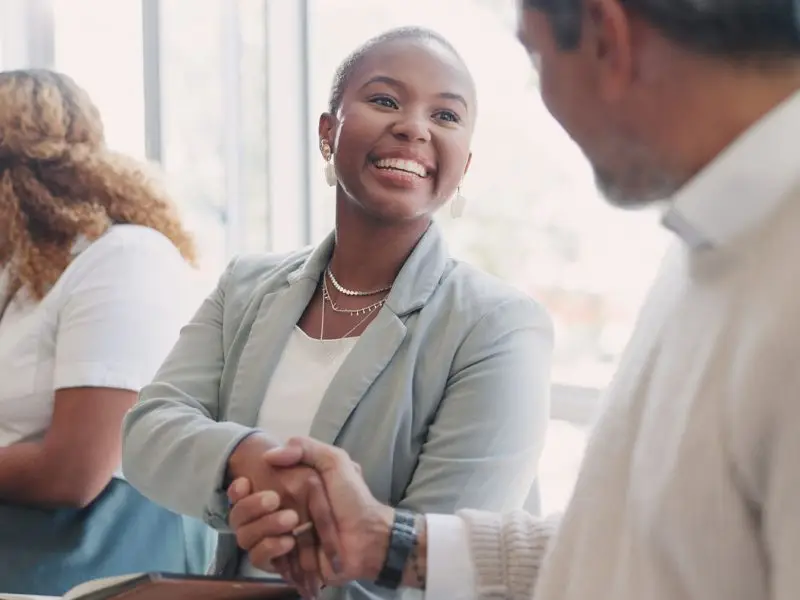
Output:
[225, 435, 426, 598]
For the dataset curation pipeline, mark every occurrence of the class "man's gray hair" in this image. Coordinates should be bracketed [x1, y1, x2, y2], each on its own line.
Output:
[524, 0, 800, 59]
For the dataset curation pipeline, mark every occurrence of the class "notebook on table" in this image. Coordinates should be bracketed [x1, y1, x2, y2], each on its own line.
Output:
[0, 573, 298, 600]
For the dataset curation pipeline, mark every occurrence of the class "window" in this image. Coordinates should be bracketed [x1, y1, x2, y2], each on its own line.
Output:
[53, 0, 146, 159]
[1, 0, 55, 72]
[307, 0, 671, 510]
[158, 0, 229, 287]
[49, 0, 271, 290]
[157, 0, 270, 289]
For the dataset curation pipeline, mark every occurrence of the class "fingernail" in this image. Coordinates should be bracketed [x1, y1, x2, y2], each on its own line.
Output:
[279, 511, 296, 527]
[261, 493, 276, 509]
[281, 535, 296, 552]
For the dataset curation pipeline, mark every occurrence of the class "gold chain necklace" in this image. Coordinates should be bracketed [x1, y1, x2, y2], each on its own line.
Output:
[319, 288, 380, 341]
[326, 265, 393, 297]
[322, 277, 386, 316]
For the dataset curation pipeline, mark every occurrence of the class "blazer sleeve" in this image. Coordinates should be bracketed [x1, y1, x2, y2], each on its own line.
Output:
[121, 257, 258, 531]
[398, 297, 554, 515]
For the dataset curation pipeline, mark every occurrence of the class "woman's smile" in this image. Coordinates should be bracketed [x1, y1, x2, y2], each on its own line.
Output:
[367, 159, 430, 189]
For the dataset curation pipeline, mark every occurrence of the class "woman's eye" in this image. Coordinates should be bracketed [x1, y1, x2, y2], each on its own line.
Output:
[436, 110, 461, 124]
[370, 96, 398, 109]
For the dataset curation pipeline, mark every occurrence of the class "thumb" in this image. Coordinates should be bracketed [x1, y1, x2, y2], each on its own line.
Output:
[284, 436, 343, 473]
[263, 444, 305, 468]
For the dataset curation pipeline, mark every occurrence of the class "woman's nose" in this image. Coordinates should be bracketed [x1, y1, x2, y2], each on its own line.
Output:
[390, 113, 431, 143]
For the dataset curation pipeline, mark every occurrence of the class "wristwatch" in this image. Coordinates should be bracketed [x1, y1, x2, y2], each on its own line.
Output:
[375, 509, 418, 589]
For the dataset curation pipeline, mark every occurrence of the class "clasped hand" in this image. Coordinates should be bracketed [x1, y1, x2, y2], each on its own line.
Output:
[227, 437, 394, 599]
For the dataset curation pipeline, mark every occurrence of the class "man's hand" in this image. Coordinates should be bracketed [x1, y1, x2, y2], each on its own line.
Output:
[262, 437, 396, 584]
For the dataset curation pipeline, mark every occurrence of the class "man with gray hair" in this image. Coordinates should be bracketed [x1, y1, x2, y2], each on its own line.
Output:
[227, 1, 800, 598]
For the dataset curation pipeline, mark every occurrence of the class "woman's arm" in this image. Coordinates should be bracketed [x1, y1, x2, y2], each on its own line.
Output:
[122, 253, 333, 545]
[121, 256, 263, 529]
[0, 387, 136, 507]
[0, 233, 197, 508]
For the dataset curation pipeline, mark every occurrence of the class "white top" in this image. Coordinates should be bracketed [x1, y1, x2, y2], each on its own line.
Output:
[240, 327, 357, 577]
[255, 327, 358, 442]
[0, 224, 198, 452]
[427, 90, 800, 600]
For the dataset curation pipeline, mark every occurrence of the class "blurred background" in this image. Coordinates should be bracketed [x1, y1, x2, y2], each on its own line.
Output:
[0, 0, 670, 513]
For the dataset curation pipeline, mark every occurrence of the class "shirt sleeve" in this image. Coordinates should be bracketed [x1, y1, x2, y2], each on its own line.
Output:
[426, 514, 476, 600]
[53, 230, 198, 392]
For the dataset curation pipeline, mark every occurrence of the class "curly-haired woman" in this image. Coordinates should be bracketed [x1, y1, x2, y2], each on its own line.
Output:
[0, 69, 214, 595]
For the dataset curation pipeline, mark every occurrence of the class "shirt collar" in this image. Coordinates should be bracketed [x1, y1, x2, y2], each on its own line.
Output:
[662, 90, 800, 250]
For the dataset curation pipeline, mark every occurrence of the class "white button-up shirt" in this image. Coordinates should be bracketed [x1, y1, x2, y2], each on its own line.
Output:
[427, 89, 800, 600]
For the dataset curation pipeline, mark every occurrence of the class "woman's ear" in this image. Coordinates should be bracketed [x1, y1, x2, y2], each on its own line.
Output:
[463, 152, 473, 177]
[318, 113, 335, 156]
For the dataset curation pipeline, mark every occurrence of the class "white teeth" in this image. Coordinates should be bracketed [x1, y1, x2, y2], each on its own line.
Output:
[374, 158, 428, 177]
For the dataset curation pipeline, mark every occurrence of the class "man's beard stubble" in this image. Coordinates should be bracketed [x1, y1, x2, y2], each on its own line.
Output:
[590, 146, 689, 209]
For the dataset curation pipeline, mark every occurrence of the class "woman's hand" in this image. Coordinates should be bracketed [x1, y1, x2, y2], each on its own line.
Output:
[227, 479, 340, 589]
[266, 438, 395, 585]
[228, 438, 396, 587]
[228, 475, 333, 599]
[227, 435, 337, 598]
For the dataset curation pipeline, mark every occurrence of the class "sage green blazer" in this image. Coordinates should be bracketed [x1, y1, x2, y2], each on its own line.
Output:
[122, 224, 553, 600]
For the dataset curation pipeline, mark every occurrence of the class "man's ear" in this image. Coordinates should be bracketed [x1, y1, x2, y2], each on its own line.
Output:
[586, 0, 634, 101]
[318, 112, 336, 155]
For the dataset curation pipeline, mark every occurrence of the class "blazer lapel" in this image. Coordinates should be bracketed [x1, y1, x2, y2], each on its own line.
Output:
[309, 307, 406, 444]
[228, 237, 335, 426]
[309, 223, 450, 444]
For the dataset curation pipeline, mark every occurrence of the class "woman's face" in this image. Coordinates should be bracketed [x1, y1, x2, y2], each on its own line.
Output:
[321, 39, 475, 222]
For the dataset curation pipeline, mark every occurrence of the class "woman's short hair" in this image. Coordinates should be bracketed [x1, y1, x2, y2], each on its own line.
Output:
[326, 26, 469, 114]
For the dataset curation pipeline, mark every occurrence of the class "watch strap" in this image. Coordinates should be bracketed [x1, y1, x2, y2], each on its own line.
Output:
[375, 509, 417, 589]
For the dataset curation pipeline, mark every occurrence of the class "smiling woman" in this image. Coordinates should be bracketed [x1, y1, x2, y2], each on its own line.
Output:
[319, 27, 475, 225]
[122, 26, 553, 600]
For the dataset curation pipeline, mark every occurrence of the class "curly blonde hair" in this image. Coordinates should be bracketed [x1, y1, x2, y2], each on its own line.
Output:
[0, 69, 196, 301]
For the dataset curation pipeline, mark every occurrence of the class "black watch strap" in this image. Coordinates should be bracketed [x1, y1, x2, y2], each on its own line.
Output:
[376, 509, 417, 589]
